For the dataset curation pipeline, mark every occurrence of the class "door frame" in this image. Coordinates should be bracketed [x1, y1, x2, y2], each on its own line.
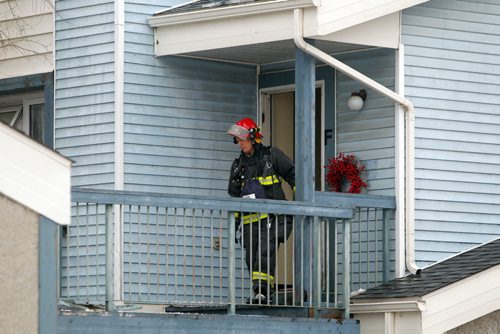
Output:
[258, 80, 326, 191]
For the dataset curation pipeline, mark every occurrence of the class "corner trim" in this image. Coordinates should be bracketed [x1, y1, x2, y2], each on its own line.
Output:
[114, 0, 125, 191]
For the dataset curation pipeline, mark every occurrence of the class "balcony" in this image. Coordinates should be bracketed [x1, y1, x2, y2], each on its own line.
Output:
[60, 188, 395, 319]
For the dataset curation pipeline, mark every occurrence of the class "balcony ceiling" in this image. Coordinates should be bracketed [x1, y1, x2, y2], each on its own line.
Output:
[175, 39, 370, 65]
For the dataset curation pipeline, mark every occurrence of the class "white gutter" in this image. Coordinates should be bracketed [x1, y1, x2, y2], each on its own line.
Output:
[350, 300, 426, 313]
[293, 8, 420, 275]
[149, 0, 318, 27]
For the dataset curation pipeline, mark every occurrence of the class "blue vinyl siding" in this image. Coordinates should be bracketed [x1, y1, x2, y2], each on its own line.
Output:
[123, 0, 257, 197]
[335, 48, 397, 196]
[332, 49, 397, 284]
[55, 0, 116, 189]
[56, 0, 256, 304]
[120, 1, 256, 301]
[402, 0, 500, 266]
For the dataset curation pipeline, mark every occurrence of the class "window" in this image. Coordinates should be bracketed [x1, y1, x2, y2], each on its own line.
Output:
[0, 93, 45, 144]
[0, 106, 22, 127]
[24, 98, 45, 143]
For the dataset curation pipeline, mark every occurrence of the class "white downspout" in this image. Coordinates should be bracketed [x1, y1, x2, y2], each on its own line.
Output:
[293, 9, 420, 275]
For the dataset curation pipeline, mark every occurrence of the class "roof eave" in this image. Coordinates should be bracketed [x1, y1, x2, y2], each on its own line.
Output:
[0, 122, 72, 226]
[148, 0, 319, 27]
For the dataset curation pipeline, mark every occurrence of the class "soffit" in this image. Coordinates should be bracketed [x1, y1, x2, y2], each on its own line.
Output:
[176, 39, 370, 65]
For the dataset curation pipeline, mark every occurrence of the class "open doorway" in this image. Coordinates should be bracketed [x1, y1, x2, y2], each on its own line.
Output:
[259, 83, 325, 287]
[260, 83, 325, 195]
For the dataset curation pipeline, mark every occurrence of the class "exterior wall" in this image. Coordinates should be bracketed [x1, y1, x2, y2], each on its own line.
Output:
[317, 0, 428, 35]
[123, 0, 257, 197]
[355, 313, 386, 334]
[122, 0, 257, 301]
[58, 0, 257, 304]
[0, 0, 53, 79]
[336, 48, 397, 196]
[0, 193, 39, 334]
[355, 311, 422, 334]
[54, 0, 116, 188]
[318, 12, 401, 50]
[448, 309, 500, 334]
[402, 0, 500, 265]
[55, 0, 256, 193]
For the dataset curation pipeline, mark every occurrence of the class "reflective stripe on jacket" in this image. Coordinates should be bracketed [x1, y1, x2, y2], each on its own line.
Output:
[228, 143, 295, 201]
[252, 271, 275, 287]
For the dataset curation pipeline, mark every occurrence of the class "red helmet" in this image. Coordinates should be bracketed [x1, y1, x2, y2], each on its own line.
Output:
[227, 118, 263, 141]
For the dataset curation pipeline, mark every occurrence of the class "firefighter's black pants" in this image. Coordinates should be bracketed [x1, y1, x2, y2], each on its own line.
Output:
[242, 215, 293, 287]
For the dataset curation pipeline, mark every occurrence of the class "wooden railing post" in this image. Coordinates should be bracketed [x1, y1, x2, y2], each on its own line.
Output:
[343, 219, 351, 318]
[227, 211, 236, 315]
[383, 209, 391, 283]
[313, 216, 322, 317]
[105, 204, 114, 311]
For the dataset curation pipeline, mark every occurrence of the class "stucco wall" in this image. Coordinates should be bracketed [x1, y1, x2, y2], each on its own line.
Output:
[448, 309, 500, 334]
[0, 193, 39, 334]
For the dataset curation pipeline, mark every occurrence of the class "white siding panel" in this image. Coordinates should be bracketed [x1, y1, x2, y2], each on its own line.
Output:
[0, 0, 51, 20]
[336, 48, 396, 196]
[0, 12, 54, 45]
[402, 0, 500, 265]
[317, 0, 428, 35]
[0, 54, 53, 79]
[55, 0, 116, 189]
[0, 0, 53, 79]
[0, 23, 52, 58]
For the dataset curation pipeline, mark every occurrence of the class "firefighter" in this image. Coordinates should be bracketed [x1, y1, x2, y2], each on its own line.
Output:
[227, 117, 295, 304]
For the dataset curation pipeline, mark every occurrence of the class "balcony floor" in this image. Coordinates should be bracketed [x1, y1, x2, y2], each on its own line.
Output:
[58, 310, 359, 334]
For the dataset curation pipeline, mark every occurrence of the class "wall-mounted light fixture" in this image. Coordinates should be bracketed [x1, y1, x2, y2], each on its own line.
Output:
[347, 89, 367, 111]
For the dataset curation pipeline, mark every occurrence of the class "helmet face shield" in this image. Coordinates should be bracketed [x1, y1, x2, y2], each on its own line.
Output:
[227, 124, 250, 141]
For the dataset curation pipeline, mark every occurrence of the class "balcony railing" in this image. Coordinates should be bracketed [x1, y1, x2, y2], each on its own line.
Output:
[60, 188, 395, 317]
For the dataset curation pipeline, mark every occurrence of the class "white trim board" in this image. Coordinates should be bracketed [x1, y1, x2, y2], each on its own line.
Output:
[0, 122, 71, 225]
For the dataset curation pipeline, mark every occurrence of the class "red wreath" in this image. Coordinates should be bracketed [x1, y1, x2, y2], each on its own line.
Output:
[325, 153, 367, 193]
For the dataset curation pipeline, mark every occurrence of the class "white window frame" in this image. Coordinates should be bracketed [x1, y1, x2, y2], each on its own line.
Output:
[0, 106, 23, 128]
[23, 97, 45, 137]
[0, 92, 45, 137]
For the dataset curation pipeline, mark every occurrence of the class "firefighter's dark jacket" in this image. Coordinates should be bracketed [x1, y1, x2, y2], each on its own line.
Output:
[228, 143, 295, 200]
